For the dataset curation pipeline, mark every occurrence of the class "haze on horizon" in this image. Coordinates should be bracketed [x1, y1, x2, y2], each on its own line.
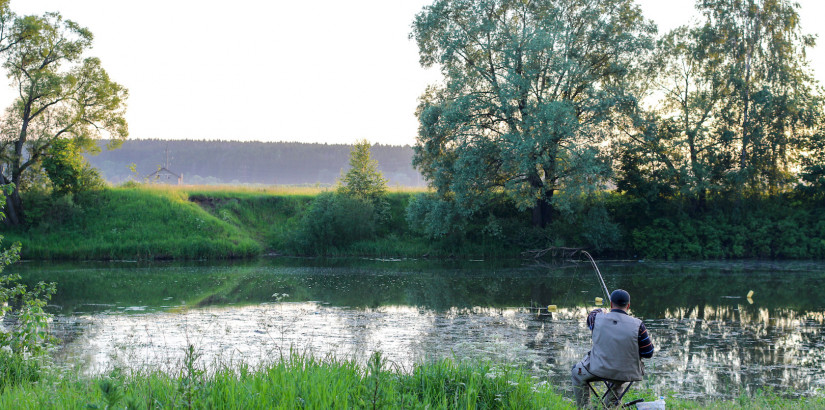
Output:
[0, 0, 823, 147]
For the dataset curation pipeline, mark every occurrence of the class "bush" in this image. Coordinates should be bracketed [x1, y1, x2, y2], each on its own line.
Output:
[289, 192, 377, 254]
[405, 193, 465, 239]
[0, 184, 56, 388]
[42, 138, 105, 196]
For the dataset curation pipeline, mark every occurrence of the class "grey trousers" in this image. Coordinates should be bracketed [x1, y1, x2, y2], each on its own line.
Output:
[571, 358, 630, 408]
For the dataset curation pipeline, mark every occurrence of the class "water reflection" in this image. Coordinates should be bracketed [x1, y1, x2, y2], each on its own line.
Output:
[9, 259, 825, 399]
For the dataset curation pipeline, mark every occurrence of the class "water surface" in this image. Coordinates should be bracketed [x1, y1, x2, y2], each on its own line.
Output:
[10, 258, 825, 400]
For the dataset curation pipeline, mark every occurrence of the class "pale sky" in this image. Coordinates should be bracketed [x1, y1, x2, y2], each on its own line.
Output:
[1, 0, 823, 146]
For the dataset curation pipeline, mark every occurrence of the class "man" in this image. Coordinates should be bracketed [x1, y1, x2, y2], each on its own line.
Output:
[571, 289, 654, 408]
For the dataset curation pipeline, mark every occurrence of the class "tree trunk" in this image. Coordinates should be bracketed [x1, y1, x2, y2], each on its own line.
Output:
[687, 131, 706, 212]
[740, 5, 757, 177]
[531, 194, 553, 228]
[0, 165, 23, 226]
[3, 188, 23, 226]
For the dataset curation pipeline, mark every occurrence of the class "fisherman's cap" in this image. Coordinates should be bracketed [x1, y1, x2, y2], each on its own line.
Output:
[610, 289, 630, 306]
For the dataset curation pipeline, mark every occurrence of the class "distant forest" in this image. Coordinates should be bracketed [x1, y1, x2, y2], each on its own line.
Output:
[84, 139, 424, 186]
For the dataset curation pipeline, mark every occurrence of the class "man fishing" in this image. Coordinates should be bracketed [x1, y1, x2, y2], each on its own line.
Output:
[571, 289, 654, 408]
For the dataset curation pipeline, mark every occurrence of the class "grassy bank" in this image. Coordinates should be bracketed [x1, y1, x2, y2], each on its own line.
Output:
[2, 352, 822, 409]
[1, 353, 572, 409]
[2, 185, 521, 261]
[4, 184, 825, 261]
[3, 187, 264, 260]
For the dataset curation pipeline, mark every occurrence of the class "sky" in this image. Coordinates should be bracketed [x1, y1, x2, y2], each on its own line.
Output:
[1, 0, 823, 147]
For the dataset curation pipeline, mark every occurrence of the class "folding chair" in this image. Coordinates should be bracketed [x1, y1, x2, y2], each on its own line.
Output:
[586, 379, 643, 408]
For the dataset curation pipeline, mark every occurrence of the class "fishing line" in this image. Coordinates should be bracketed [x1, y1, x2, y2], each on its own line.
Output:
[535, 249, 612, 319]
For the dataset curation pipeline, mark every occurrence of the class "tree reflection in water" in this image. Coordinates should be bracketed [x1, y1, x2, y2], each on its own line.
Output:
[10, 259, 825, 399]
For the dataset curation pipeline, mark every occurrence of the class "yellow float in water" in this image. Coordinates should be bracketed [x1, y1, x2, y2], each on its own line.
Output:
[595, 297, 603, 305]
[747, 290, 754, 298]
[547, 305, 557, 312]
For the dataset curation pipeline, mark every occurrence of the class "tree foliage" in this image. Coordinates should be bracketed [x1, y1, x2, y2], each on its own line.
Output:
[618, 0, 824, 205]
[0, 182, 56, 362]
[0, 6, 128, 225]
[42, 138, 104, 195]
[337, 139, 388, 201]
[290, 192, 377, 254]
[411, 0, 655, 227]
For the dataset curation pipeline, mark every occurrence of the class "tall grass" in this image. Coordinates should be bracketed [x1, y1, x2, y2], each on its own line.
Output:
[0, 352, 574, 409]
[1, 183, 453, 260]
[3, 187, 261, 260]
[2, 350, 821, 409]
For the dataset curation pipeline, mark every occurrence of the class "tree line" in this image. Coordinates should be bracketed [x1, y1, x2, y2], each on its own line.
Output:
[84, 139, 423, 187]
[410, 0, 824, 234]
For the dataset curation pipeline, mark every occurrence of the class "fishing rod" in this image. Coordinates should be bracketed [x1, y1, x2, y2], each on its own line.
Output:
[579, 250, 611, 302]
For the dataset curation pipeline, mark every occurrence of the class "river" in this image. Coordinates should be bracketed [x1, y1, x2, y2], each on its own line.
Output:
[8, 258, 825, 400]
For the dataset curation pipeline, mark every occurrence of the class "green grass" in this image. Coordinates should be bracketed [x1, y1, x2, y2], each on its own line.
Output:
[3, 187, 262, 260]
[1, 185, 526, 261]
[0, 353, 574, 409]
[2, 351, 822, 409]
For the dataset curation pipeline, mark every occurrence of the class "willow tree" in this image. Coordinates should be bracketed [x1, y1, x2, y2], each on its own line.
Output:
[0, 10, 128, 225]
[411, 0, 654, 227]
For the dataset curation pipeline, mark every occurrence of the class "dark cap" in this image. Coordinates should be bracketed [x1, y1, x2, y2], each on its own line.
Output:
[610, 289, 630, 306]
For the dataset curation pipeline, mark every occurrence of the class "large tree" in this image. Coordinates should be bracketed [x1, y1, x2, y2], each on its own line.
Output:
[411, 0, 654, 227]
[698, 0, 821, 191]
[616, 25, 738, 207]
[0, 7, 128, 225]
[618, 0, 823, 203]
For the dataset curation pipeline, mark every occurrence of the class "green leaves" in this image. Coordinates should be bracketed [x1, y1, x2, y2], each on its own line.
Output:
[41, 138, 103, 195]
[0, 8, 128, 224]
[0, 183, 56, 356]
[337, 140, 387, 202]
[615, 0, 825, 209]
[412, 0, 655, 227]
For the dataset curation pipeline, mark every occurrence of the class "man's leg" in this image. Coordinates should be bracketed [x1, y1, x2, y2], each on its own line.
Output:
[603, 381, 630, 407]
[571, 359, 598, 408]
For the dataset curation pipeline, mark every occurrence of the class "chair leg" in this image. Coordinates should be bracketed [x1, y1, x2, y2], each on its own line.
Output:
[585, 380, 634, 409]
[605, 381, 633, 407]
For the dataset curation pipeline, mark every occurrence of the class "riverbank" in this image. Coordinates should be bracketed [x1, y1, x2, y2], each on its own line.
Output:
[3, 185, 824, 261]
[2, 353, 572, 409]
[2, 352, 821, 409]
[2, 185, 516, 261]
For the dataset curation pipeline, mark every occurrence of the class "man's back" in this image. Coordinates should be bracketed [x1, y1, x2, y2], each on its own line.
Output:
[589, 310, 644, 381]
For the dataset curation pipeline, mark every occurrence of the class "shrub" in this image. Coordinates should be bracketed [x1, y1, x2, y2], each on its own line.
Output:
[405, 193, 465, 240]
[290, 192, 377, 254]
[42, 138, 105, 195]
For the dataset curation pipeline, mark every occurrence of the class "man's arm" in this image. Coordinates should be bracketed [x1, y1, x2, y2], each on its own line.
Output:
[586, 309, 604, 331]
[639, 322, 654, 358]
